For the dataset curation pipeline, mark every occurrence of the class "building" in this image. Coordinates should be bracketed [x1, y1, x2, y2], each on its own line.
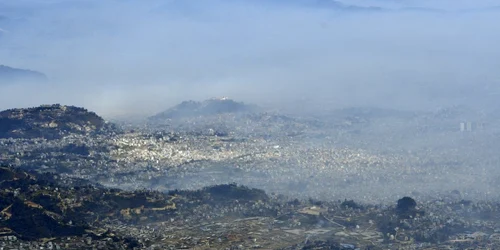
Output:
[466, 121, 473, 132]
[460, 122, 466, 132]
[460, 121, 485, 132]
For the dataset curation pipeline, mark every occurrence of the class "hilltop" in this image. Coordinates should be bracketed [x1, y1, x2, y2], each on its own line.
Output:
[149, 97, 260, 120]
[0, 104, 116, 139]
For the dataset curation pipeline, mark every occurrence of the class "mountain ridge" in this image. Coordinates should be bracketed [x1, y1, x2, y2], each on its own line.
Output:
[0, 65, 48, 83]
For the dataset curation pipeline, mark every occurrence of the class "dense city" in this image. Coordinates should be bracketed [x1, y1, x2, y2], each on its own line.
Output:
[1, 99, 500, 249]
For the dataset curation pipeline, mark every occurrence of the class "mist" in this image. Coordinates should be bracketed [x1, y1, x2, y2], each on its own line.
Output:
[1, 0, 500, 117]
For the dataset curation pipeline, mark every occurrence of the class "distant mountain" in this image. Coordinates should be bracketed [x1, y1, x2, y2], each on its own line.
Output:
[150, 97, 260, 120]
[252, 0, 384, 11]
[0, 65, 48, 84]
[0, 104, 116, 139]
[471, 5, 500, 12]
[154, 0, 384, 13]
[0, 15, 12, 34]
[400, 7, 446, 13]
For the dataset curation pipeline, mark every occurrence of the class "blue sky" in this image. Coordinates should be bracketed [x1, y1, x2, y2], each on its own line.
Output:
[0, 0, 499, 116]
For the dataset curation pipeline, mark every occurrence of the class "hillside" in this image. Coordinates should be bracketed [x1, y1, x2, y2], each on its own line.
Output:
[0, 165, 273, 249]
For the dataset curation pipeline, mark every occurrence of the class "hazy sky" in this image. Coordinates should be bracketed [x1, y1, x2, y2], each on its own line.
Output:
[1, 0, 499, 117]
